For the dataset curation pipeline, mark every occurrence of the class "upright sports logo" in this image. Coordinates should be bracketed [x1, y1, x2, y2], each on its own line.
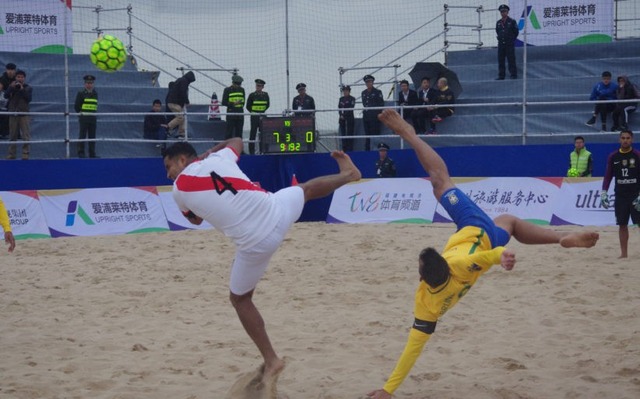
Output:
[518, 5, 541, 30]
[65, 200, 94, 226]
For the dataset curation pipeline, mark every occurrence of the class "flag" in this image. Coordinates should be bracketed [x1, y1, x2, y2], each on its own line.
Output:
[208, 91, 220, 120]
[291, 174, 299, 186]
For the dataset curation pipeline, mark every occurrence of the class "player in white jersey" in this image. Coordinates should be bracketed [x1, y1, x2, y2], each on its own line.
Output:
[163, 138, 361, 382]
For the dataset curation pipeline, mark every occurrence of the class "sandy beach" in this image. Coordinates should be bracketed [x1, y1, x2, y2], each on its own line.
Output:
[1, 222, 639, 399]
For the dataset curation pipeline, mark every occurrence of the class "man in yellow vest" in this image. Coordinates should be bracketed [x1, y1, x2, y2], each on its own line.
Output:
[568, 136, 593, 177]
[246, 78, 270, 155]
[0, 195, 16, 253]
[222, 74, 246, 140]
[74, 75, 99, 158]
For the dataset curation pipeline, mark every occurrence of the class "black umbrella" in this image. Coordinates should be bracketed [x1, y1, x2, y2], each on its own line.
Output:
[409, 62, 463, 99]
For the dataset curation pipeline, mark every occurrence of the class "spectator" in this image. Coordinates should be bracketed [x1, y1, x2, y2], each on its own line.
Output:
[144, 99, 169, 149]
[412, 77, 436, 134]
[586, 71, 618, 132]
[397, 79, 419, 123]
[166, 71, 196, 140]
[0, 81, 9, 139]
[74, 75, 98, 158]
[611, 75, 638, 132]
[338, 85, 356, 152]
[495, 4, 519, 80]
[246, 78, 270, 155]
[222, 74, 245, 140]
[0, 194, 16, 253]
[361, 74, 385, 151]
[428, 77, 455, 134]
[0, 62, 17, 90]
[568, 136, 592, 177]
[6, 70, 32, 160]
[292, 83, 315, 117]
[375, 142, 396, 177]
[600, 129, 640, 259]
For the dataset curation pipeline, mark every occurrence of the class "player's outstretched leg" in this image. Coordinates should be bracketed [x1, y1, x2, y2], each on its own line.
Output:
[299, 151, 361, 201]
[494, 214, 599, 248]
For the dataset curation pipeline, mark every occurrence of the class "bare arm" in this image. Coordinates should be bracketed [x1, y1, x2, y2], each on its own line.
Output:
[199, 137, 243, 159]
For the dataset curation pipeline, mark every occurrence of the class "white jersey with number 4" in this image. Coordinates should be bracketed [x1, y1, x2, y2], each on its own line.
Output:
[172, 147, 281, 249]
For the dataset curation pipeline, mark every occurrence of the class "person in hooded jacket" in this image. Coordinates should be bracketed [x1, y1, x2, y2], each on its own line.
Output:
[167, 71, 196, 139]
[611, 75, 638, 132]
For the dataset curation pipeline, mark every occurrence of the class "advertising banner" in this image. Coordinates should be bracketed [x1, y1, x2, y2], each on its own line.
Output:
[510, 0, 613, 46]
[550, 178, 615, 226]
[435, 177, 563, 225]
[38, 187, 169, 237]
[156, 185, 213, 231]
[0, 190, 50, 239]
[327, 178, 437, 224]
[0, 0, 73, 53]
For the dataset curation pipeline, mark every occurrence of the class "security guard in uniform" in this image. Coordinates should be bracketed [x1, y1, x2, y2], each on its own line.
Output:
[222, 74, 246, 139]
[496, 4, 519, 80]
[361, 74, 385, 151]
[375, 142, 397, 178]
[246, 78, 270, 154]
[74, 74, 99, 158]
[292, 83, 315, 117]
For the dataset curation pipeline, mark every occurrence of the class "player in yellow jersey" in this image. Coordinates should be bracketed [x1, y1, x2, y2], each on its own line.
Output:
[0, 194, 16, 253]
[367, 110, 599, 399]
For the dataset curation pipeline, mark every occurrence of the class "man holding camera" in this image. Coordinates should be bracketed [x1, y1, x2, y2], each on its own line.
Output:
[5, 69, 32, 160]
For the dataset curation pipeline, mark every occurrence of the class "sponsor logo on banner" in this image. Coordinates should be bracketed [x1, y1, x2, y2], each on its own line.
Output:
[156, 186, 213, 231]
[38, 187, 169, 237]
[551, 178, 615, 226]
[327, 178, 437, 224]
[511, 0, 613, 46]
[0, 0, 73, 53]
[435, 178, 563, 225]
[0, 191, 51, 239]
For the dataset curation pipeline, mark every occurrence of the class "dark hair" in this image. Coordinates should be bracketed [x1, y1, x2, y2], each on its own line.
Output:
[602, 71, 612, 78]
[419, 247, 450, 287]
[153, 99, 162, 105]
[163, 141, 197, 159]
[620, 129, 633, 137]
[400, 79, 409, 85]
[421, 76, 431, 82]
[15, 70, 26, 77]
[574, 135, 585, 142]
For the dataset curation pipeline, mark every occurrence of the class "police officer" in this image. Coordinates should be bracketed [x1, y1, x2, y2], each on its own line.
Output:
[375, 142, 397, 178]
[222, 74, 246, 139]
[292, 83, 315, 117]
[361, 75, 384, 151]
[496, 4, 519, 80]
[338, 85, 356, 152]
[75, 74, 98, 158]
[246, 78, 270, 155]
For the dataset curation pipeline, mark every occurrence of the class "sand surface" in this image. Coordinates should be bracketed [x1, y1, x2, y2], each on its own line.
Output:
[1, 223, 639, 399]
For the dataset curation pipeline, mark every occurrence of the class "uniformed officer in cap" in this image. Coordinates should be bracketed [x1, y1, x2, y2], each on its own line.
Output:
[74, 74, 99, 158]
[338, 84, 356, 152]
[361, 74, 385, 151]
[222, 74, 246, 139]
[246, 78, 270, 154]
[496, 4, 519, 80]
[375, 142, 396, 178]
[292, 82, 315, 117]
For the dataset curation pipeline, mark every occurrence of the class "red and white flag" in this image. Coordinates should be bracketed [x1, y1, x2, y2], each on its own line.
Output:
[208, 91, 220, 120]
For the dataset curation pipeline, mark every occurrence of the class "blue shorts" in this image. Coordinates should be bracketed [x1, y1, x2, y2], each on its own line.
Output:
[440, 187, 510, 248]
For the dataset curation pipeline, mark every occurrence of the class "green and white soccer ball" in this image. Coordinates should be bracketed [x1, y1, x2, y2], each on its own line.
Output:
[90, 34, 127, 72]
[567, 168, 580, 177]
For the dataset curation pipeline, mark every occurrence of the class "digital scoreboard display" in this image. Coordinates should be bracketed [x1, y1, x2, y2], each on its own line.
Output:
[259, 116, 316, 154]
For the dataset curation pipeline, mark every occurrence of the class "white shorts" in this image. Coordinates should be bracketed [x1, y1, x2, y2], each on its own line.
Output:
[229, 186, 304, 295]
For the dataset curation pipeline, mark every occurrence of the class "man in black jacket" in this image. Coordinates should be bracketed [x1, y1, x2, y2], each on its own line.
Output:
[166, 71, 196, 139]
[496, 4, 519, 80]
[5, 70, 32, 160]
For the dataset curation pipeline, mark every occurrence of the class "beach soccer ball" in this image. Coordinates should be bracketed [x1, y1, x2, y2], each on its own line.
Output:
[567, 168, 580, 177]
[90, 34, 127, 72]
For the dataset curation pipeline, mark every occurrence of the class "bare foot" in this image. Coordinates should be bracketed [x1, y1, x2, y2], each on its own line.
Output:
[262, 357, 286, 383]
[330, 151, 362, 182]
[559, 231, 599, 248]
[378, 109, 416, 138]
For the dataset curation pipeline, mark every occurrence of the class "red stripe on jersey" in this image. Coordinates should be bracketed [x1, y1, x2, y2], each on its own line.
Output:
[176, 174, 266, 193]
